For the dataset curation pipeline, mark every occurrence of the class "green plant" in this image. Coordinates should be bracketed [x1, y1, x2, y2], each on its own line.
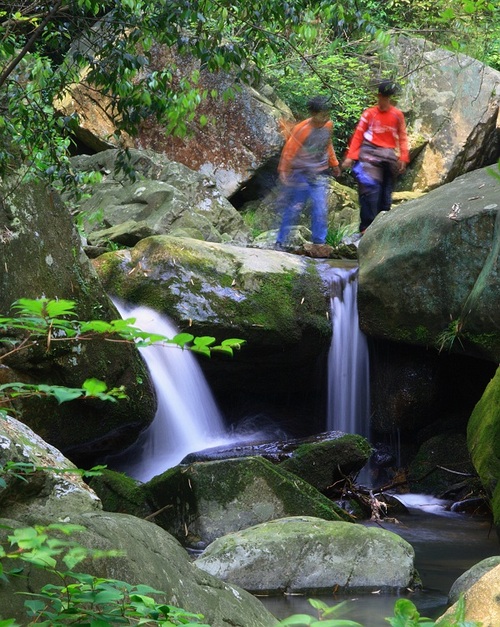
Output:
[326, 223, 358, 248]
[0, 297, 245, 417]
[0, 523, 209, 625]
[277, 598, 363, 626]
[276, 597, 482, 627]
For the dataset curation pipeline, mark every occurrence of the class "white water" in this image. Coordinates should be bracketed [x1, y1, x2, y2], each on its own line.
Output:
[326, 267, 370, 438]
[109, 301, 232, 482]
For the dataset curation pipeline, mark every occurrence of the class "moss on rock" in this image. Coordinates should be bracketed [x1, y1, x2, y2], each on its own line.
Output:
[467, 366, 500, 525]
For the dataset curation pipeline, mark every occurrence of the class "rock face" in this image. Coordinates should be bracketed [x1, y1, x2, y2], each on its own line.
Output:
[358, 166, 500, 363]
[467, 366, 500, 526]
[59, 45, 292, 198]
[70, 149, 250, 246]
[141, 457, 351, 547]
[394, 36, 500, 191]
[195, 516, 417, 593]
[449, 556, 500, 604]
[0, 180, 156, 464]
[0, 414, 101, 521]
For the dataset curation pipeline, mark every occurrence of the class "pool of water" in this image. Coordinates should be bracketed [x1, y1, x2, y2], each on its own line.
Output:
[258, 500, 499, 625]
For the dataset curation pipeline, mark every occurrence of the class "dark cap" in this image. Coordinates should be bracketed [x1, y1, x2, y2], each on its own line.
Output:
[307, 96, 331, 113]
[378, 80, 397, 96]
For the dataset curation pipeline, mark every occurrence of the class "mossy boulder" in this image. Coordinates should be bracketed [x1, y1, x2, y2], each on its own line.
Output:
[279, 433, 372, 492]
[0, 414, 101, 521]
[358, 166, 500, 363]
[467, 366, 500, 526]
[139, 457, 351, 547]
[195, 516, 418, 594]
[0, 180, 155, 465]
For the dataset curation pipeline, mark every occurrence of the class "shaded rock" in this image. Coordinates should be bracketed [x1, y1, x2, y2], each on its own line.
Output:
[439, 563, 500, 627]
[0, 512, 277, 627]
[195, 516, 417, 594]
[278, 433, 372, 493]
[407, 432, 476, 496]
[70, 149, 250, 245]
[358, 166, 500, 363]
[467, 366, 500, 527]
[140, 457, 352, 547]
[0, 414, 101, 520]
[449, 556, 500, 604]
[0, 180, 155, 465]
[393, 37, 500, 192]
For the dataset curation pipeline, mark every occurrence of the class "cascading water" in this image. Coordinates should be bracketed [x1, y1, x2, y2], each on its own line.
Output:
[108, 300, 231, 482]
[326, 266, 370, 439]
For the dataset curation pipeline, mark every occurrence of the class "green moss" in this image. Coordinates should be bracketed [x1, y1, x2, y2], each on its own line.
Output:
[89, 469, 148, 517]
[467, 367, 500, 507]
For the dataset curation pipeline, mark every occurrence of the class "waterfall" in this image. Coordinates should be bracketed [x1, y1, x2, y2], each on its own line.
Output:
[326, 266, 370, 439]
[108, 300, 231, 482]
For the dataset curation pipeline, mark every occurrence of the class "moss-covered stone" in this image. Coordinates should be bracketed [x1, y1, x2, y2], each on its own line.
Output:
[141, 456, 352, 547]
[279, 434, 372, 492]
[195, 516, 418, 594]
[358, 166, 500, 362]
[467, 366, 500, 525]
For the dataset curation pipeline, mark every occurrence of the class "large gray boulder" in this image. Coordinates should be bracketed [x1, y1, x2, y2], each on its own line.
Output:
[93, 234, 332, 427]
[0, 180, 155, 465]
[0, 414, 101, 521]
[0, 512, 277, 627]
[195, 516, 417, 593]
[358, 165, 500, 363]
[393, 37, 500, 191]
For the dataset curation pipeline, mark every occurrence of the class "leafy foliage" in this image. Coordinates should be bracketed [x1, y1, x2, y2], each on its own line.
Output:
[0, 523, 209, 625]
[0, 297, 245, 417]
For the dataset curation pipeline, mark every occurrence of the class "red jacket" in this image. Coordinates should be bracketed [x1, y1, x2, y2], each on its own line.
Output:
[346, 105, 409, 163]
[278, 118, 339, 176]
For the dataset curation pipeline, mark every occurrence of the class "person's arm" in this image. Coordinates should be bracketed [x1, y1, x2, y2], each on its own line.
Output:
[396, 110, 409, 173]
[345, 109, 372, 161]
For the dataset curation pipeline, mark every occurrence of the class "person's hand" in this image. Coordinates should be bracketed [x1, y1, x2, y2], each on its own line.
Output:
[342, 158, 353, 170]
[397, 160, 407, 174]
[331, 166, 341, 178]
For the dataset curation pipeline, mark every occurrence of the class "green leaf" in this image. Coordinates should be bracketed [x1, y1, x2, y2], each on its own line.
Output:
[278, 615, 314, 625]
[168, 333, 194, 348]
[82, 378, 108, 396]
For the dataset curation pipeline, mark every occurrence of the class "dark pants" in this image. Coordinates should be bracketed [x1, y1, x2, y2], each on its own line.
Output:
[357, 143, 398, 232]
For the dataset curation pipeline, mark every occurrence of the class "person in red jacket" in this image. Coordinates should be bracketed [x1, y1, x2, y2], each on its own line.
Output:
[275, 96, 341, 249]
[342, 81, 409, 234]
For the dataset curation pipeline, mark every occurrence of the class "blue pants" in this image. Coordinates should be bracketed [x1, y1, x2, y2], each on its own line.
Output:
[277, 172, 328, 245]
[357, 143, 398, 232]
